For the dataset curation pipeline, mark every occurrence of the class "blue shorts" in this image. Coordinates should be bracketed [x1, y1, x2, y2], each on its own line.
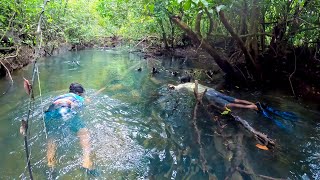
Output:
[205, 89, 235, 107]
[44, 107, 85, 135]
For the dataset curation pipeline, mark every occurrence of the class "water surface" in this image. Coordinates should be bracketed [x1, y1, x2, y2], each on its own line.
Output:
[0, 49, 319, 179]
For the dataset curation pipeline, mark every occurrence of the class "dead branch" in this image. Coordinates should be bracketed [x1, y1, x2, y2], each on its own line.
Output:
[232, 115, 275, 149]
[192, 80, 208, 173]
[239, 33, 272, 38]
[0, 60, 13, 85]
[208, 103, 275, 149]
[289, 49, 297, 97]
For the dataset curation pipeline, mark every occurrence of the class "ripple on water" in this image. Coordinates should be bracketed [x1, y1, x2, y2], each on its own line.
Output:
[85, 94, 151, 177]
[305, 123, 320, 180]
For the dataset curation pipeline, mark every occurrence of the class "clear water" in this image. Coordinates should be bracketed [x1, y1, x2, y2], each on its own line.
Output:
[0, 50, 319, 179]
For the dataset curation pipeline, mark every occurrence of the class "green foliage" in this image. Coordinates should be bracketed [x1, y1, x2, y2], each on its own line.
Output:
[0, 0, 318, 48]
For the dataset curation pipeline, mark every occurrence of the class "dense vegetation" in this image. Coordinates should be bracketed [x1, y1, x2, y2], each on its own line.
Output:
[1, 0, 319, 98]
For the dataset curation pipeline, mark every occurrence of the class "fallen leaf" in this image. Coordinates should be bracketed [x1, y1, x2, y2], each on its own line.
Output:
[23, 77, 31, 95]
[255, 144, 269, 150]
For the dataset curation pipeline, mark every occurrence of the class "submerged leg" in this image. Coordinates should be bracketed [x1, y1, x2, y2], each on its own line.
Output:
[234, 99, 255, 105]
[77, 128, 93, 169]
[47, 138, 57, 168]
[226, 103, 258, 111]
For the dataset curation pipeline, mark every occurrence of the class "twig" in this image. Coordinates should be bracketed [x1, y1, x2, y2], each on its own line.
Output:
[0, 47, 20, 97]
[3, 46, 20, 60]
[206, 101, 275, 149]
[234, 64, 248, 82]
[289, 49, 297, 97]
[22, 1, 50, 179]
[132, 36, 148, 49]
[195, 38, 203, 53]
[0, 60, 13, 85]
[204, 71, 214, 81]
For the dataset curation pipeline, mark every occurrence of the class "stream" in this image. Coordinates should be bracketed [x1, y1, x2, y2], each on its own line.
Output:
[0, 49, 319, 179]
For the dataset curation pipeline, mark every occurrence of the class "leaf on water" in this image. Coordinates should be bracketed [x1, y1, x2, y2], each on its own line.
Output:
[255, 144, 269, 150]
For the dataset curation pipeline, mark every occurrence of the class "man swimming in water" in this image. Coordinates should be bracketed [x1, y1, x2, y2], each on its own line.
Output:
[45, 83, 94, 173]
[168, 83, 259, 111]
[168, 82, 298, 130]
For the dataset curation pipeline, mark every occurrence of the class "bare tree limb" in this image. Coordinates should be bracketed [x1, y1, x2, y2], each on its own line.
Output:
[192, 80, 208, 173]
[289, 49, 297, 97]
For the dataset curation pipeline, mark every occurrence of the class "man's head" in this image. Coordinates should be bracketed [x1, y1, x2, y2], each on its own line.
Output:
[69, 83, 85, 96]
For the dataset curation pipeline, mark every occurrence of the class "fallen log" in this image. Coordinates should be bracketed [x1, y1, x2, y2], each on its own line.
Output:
[168, 82, 276, 149]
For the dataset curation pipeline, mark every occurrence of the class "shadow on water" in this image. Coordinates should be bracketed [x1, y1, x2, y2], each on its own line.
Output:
[0, 49, 319, 179]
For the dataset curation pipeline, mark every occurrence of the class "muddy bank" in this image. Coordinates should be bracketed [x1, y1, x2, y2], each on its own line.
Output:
[0, 43, 73, 78]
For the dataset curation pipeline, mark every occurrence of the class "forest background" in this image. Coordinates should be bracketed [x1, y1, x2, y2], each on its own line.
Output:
[0, 0, 319, 100]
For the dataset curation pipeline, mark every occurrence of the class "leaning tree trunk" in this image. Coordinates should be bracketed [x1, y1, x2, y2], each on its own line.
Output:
[170, 16, 236, 77]
[218, 10, 261, 78]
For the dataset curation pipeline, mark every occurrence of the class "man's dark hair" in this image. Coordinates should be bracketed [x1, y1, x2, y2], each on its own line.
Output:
[69, 83, 85, 94]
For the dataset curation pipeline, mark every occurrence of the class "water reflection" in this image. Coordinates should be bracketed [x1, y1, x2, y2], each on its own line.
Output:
[0, 50, 319, 179]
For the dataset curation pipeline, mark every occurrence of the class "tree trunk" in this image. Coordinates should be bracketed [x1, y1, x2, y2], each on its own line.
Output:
[157, 19, 169, 50]
[248, 0, 259, 61]
[240, 0, 248, 42]
[260, 8, 266, 52]
[218, 10, 260, 76]
[204, 8, 214, 38]
[171, 16, 235, 76]
[169, 18, 175, 48]
[195, 11, 203, 37]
